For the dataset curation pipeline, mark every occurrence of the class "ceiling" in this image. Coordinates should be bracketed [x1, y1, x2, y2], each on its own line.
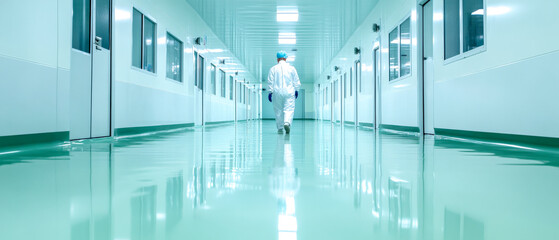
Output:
[184, 0, 379, 84]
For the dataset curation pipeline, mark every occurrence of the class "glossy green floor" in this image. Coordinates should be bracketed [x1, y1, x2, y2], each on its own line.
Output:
[1, 120, 559, 240]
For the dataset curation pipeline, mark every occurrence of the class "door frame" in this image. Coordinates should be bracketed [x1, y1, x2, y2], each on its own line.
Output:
[354, 60, 360, 127]
[418, 0, 433, 135]
[71, 0, 113, 140]
[373, 42, 381, 129]
[109, 0, 116, 138]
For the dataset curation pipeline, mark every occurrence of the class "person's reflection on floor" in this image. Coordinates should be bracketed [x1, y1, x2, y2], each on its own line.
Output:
[270, 134, 300, 240]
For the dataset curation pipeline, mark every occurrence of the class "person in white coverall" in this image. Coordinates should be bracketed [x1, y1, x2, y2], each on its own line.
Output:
[267, 51, 301, 134]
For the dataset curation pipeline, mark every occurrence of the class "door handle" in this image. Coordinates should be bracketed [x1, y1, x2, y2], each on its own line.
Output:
[94, 36, 103, 51]
[95, 36, 102, 46]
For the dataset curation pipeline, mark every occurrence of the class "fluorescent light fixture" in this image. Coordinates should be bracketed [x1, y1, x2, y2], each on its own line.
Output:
[277, 6, 299, 22]
[279, 33, 296, 45]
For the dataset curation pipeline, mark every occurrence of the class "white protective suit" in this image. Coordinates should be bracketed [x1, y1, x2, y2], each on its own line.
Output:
[267, 60, 301, 130]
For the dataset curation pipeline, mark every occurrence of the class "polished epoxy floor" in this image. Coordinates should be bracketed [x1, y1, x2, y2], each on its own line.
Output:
[1, 120, 559, 240]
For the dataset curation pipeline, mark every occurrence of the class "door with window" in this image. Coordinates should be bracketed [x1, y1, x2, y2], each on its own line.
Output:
[354, 62, 360, 126]
[374, 46, 381, 128]
[195, 53, 205, 125]
[423, 0, 435, 134]
[70, 0, 111, 140]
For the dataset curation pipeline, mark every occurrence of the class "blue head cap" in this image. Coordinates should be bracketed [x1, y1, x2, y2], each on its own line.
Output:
[277, 51, 288, 59]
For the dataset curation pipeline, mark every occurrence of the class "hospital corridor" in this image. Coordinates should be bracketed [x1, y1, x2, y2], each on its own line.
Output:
[1, 0, 559, 239]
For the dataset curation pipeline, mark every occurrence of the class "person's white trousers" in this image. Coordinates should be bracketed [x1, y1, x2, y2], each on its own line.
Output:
[272, 93, 296, 130]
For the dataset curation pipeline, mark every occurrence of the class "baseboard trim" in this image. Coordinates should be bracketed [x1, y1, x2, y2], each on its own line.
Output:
[435, 128, 559, 147]
[205, 121, 234, 126]
[359, 122, 375, 128]
[380, 124, 420, 133]
[115, 123, 194, 136]
[0, 131, 69, 148]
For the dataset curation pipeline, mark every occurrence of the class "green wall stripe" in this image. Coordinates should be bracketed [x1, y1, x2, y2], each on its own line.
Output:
[0, 131, 69, 148]
[435, 128, 559, 147]
[344, 121, 356, 125]
[380, 124, 420, 133]
[115, 123, 194, 136]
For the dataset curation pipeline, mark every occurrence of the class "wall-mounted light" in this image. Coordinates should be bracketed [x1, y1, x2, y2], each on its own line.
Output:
[372, 23, 380, 32]
[194, 36, 207, 45]
[354, 47, 361, 55]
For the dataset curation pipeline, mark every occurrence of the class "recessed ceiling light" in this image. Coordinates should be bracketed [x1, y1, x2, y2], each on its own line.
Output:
[279, 33, 296, 45]
[277, 6, 299, 22]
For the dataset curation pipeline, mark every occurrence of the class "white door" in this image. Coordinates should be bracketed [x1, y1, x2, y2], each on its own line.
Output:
[423, 0, 435, 134]
[195, 54, 205, 126]
[374, 47, 381, 128]
[294, 89, 305, 119]
[355, 61, 360, 126]
[70, 0, 111, 140]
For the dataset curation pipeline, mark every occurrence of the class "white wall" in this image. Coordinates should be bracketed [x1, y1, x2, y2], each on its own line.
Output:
[316, 0, 559, 138]
[0, 0, 258, 139]
[113, 0, 257, 129]
[0, 0, 72, 137]
[432, 0, 559, 138]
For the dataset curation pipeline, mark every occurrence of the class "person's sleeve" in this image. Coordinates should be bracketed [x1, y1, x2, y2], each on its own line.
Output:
[267, 68, 274, 93]
[293, 68, 301, 91]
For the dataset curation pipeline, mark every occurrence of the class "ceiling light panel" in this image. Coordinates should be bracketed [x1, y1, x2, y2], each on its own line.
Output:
[277, 6, 299, 22]
[279, 32, 296, 45]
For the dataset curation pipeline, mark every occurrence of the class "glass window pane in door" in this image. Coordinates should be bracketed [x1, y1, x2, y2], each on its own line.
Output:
[72, 0, 91, 53]
[197, 55, 204, 90]
[400, 17, 411, 76]
[229, 76, 234, 100]
[463, 0, 485, 52]
[166, 33, 182, 81]
[132, 9, 142, 68]
[143, 17, 156, 73]
[389, 28, 399, 80]
[444, 0, 460, 59]
[95, 0, 110, 49]
[210, 64, 216, 93]
[350, 68, 353, 96]
[221, 70, 226, 97]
